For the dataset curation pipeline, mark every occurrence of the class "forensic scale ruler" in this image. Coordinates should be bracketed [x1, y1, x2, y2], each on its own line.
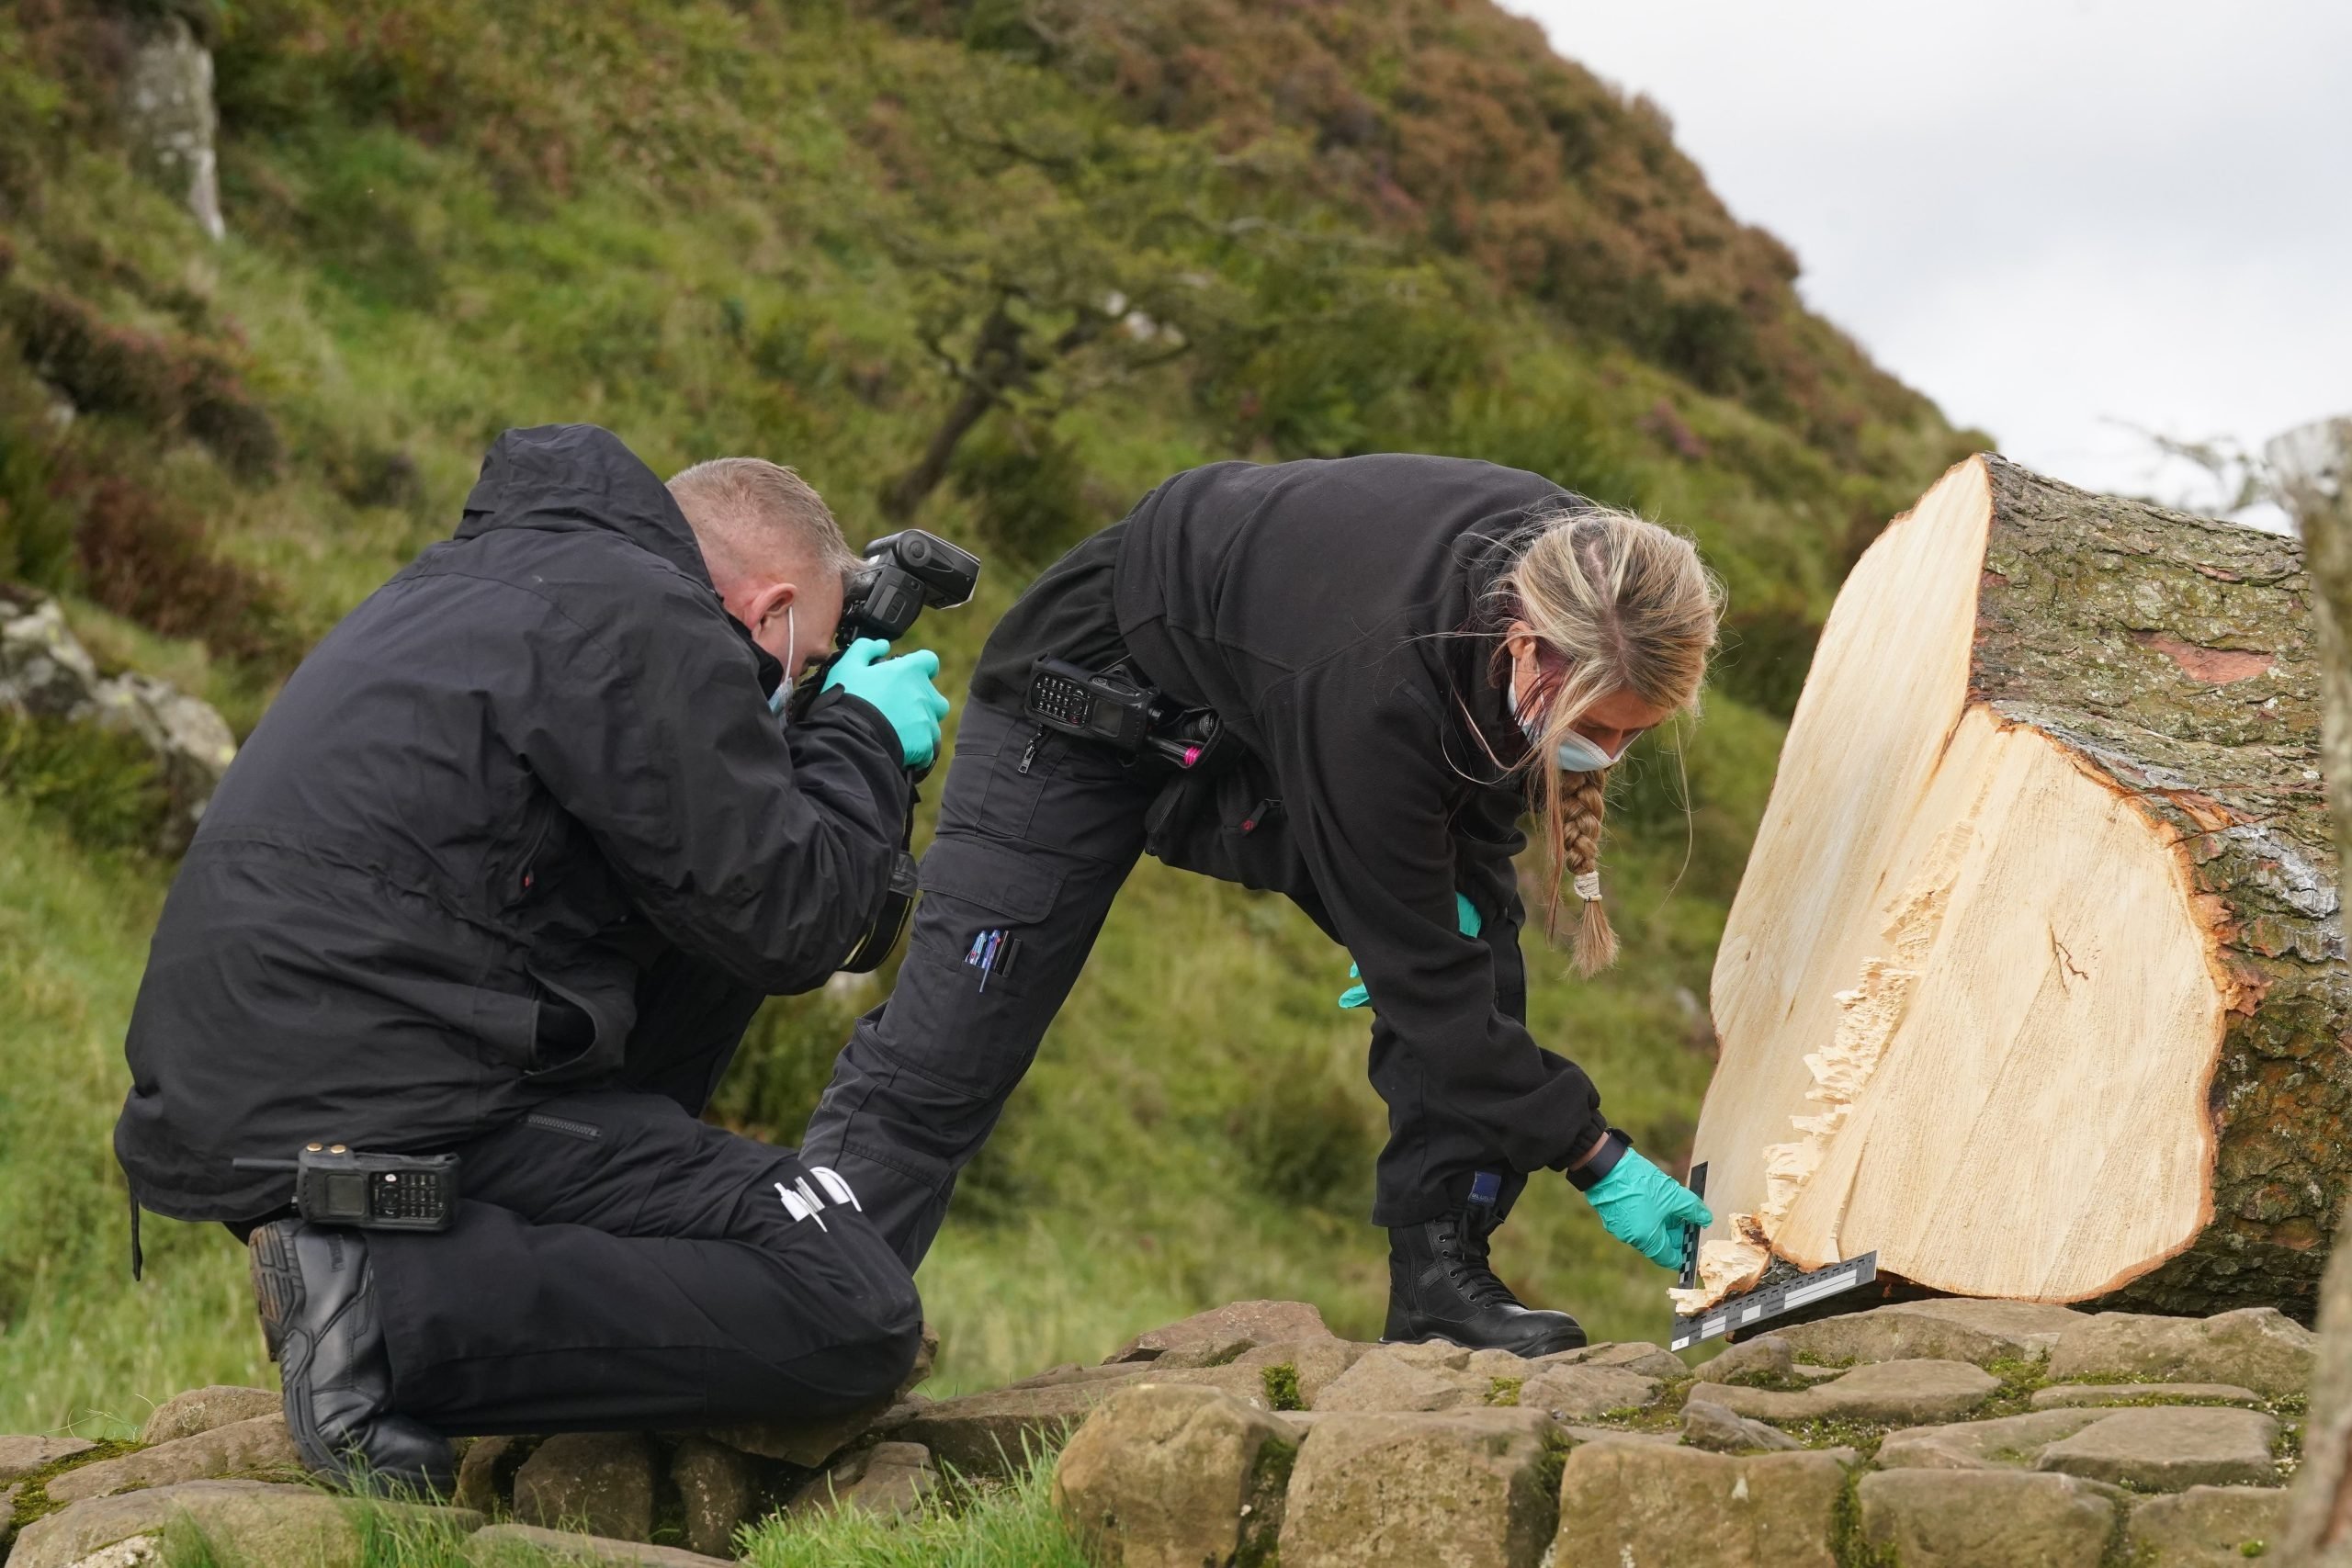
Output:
[1668, 1161, 1880, 1352]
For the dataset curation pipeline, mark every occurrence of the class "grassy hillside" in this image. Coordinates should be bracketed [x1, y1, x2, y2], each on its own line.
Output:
[0, 0, 1974, 1438]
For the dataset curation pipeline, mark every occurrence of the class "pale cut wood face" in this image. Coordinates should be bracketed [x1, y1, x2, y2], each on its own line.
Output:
[1693, 457, 2225, 1303]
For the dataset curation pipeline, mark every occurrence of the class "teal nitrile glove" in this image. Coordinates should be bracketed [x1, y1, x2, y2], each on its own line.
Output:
[823, 637, 951, 768]
[1339, 894, 1483, 1010]
[1582, 1146, 1714, 1268]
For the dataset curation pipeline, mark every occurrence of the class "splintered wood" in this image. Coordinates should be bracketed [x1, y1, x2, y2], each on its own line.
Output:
[1683, 456, 2347, 1318]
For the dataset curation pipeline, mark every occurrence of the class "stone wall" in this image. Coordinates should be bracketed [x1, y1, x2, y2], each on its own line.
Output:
[0, 1299, 2313, 1565]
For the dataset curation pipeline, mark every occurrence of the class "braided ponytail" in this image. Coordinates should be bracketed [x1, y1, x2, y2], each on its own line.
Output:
[1496, 506, 1722, 976]
[1563, 769, 1615, 976]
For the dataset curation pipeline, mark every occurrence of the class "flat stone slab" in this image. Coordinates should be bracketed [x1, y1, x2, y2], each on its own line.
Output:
[1876, 1410, 2112, 1471]
[1307, 1344, 1525, 1414]
[2123, 1483, 2287, 1564]
[1692, 1336, 1794, 1385]
[1857, 1469, 2118, 1566]
[2030, 1382, 2265, 1410]
[1109, 1300, 1335, 1364]
[47, 1416, 303, 1502]
[464, 1523, 727, 1566]
[1554, 1439, 1854, 1568]
[2033, 1406, 2281, 1492]
[139, 1387, 280, 1447]
[0, 1435, 96, 1483]
[10, 1481, 478, 1568]
[1697, 1358, 1998, 1426]
[1771, 1299, 2086, 1368]
[1514, 1365, 1660, 1420]
[704, 1395, 892, 1467]
[1145, 1338, 1372, 1410]
[2048, 1309, 2315, 1398]
[1532, 1341, 1689, 1381]
[1053, 1384, 1293, 1568]
[897, 1381, 1125, 1478]
[1278, 1409, 1562, 1567]
[1680, 1396, 1801, 1453]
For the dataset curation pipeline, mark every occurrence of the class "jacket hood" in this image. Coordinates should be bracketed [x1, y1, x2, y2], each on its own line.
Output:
[457, 424, 713, 589]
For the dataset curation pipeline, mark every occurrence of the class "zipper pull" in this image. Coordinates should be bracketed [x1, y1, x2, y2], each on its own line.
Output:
[1019, 728, 1045, 775]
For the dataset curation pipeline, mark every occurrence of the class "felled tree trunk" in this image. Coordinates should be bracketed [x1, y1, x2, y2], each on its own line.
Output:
[2270, 418, 2352, 1565]
[1686, 454, 2349, 1320]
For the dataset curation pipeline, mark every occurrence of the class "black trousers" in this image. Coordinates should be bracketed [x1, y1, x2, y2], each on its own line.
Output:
[368, 1089, 922, 1436]
[802, 700, 1532, 1271]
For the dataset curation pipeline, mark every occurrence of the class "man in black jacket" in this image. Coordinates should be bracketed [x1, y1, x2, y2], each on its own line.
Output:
[115, 425, 944, 1492]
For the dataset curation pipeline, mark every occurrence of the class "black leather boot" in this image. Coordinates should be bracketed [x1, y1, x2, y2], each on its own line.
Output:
[1384, 1209, 1588, 1357]
[249, 1219, 455, 1495]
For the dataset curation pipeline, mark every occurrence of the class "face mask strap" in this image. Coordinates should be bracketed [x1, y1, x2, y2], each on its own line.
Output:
[767, 603, 799, 717]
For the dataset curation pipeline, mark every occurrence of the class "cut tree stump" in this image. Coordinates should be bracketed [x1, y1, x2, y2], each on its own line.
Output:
[1686, 454, 2349, 1319]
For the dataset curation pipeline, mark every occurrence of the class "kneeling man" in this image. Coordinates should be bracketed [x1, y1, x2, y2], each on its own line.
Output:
[114, 424, 950, 1492]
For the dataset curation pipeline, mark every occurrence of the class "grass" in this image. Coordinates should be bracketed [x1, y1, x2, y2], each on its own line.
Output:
[139, 1448, 1088, 1568]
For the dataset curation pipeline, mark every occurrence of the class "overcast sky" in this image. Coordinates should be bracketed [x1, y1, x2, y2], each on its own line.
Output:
[1507, 1, 2351, 525]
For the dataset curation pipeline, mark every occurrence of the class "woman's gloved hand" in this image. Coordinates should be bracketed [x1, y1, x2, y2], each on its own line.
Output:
[1581, 1146, 1714, 1268]
[823, 638, 952, 768]
[1339, 894, 1483, 1009]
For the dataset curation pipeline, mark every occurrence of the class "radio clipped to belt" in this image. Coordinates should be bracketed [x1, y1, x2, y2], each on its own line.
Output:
[232, 1144, 460, 1232]
[1023, 656, 1234, 773]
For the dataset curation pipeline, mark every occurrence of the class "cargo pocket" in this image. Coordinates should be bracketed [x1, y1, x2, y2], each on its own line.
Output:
[891, 833, 1071, 1100]
[917, 833, 1064, 953]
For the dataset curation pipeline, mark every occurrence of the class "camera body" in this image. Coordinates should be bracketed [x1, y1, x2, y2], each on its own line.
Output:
[838, 530, 981, 648]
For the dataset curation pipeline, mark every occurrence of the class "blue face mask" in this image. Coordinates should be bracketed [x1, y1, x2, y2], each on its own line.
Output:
[1513, 666, 1621, 773]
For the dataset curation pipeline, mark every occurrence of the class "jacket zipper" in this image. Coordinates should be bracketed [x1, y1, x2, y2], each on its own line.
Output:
[1018, 728, 1045, 775]
[524, 1111, 604, 1143]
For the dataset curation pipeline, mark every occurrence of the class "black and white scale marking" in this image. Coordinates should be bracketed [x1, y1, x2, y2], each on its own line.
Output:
[1667, 1159, 1880, 1352]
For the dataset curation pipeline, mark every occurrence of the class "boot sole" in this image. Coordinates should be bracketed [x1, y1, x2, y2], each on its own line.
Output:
[250, 1226, 350, 1484]
[248, 1224, 300, 1366]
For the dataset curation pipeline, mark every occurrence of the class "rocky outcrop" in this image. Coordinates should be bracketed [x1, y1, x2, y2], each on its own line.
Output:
[119, 14, 225, 242]
[0, 588, 237, 850]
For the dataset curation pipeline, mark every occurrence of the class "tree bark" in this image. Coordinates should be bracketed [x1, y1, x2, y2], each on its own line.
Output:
[2267, 417, 2352, 1566]
[1689, 454, 2348, 1319]
[879, 300, 1028, 523]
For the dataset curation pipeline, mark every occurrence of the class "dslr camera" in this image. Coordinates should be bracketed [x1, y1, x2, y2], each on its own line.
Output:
[807, 528, 982, 973]
[837, 529, 981, 649]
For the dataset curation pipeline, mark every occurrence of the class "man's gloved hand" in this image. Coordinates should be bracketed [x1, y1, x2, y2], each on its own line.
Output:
[1581, 1146, 1714, 1268]
[823, 638, 951, 768]
[1339, 894, 1483, 1009]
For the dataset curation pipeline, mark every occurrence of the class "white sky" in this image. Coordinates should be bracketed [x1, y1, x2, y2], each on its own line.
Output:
[1506, 1, 2352, 525]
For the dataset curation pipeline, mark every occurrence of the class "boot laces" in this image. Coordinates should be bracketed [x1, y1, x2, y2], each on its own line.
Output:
[1433, 1216, 1519, 1310]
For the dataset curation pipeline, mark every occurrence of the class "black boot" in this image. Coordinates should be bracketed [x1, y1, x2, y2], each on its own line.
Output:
[1384, 1210, 1588, 1358]
[249, 1219, 455, 1495]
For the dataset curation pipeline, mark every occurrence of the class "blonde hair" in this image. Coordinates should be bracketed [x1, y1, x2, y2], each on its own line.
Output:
[667, 457, 860, 588]
[1497, 507, 1723, 976]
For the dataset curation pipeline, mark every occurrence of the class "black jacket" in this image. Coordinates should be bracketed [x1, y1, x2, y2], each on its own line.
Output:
[116, 425, 912, 1221]
[1113, 455, 1610, 1174]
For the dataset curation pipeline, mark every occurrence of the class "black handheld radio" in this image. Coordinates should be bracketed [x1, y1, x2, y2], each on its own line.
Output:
[233, 1144, 461, 1232]
[797, 529, 983, 972]
[1024, 657, 1227, 771]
